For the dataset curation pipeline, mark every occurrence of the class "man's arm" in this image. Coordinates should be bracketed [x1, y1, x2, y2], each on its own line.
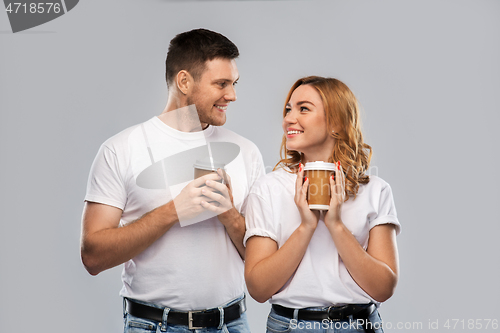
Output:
[205, 152, 266, 259]
[217, 207, 246, 258]
[200, 169, 246, 258]
[80, 201, 178, 276]
[81, 173, 223, 275]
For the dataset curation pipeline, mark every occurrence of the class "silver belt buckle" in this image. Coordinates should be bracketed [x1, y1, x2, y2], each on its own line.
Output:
[188, 310, 203, 330]
[326, 305, 337, 321]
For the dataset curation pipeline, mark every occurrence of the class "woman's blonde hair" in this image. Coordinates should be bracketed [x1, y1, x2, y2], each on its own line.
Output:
[275, 76, 372, 199]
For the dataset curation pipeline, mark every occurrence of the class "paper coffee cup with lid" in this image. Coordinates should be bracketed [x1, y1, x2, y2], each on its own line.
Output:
[303, 161, 336, 210]
[193, 156, 226, 183]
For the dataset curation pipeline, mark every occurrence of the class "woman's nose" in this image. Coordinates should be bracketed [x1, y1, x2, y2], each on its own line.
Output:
[284, 111, 296, 124]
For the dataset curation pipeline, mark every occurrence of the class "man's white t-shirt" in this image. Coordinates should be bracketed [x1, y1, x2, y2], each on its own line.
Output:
[244, 168, 400, 308]
[85, 116, 265, 310]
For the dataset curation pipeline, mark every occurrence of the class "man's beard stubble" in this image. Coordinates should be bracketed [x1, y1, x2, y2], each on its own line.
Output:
[186, 97, 226, 127]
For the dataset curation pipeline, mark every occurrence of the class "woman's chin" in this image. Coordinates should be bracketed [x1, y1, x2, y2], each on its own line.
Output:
[286, 144, 300, 152]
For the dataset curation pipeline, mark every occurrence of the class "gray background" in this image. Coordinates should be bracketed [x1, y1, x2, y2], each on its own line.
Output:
[1, 0, 499, 332]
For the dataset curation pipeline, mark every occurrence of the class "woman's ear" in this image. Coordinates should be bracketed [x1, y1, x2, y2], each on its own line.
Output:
[176, 70, 193, 95]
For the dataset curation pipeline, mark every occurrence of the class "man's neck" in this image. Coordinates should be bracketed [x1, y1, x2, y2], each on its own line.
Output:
[159, 103, 207, 132]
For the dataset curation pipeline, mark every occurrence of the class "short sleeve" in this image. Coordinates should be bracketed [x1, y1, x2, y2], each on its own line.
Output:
[84, 144, 127, 210]
[239, 145, 266, 215]
[369, 183, 401, 235]
[243, 192, 278, 246]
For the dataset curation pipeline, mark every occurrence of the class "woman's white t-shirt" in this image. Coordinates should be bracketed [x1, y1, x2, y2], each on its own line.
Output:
[244, 168, 401, 308]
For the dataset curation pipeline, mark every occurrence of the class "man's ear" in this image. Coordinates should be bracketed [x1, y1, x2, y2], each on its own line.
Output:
[176, 70, 193, 95]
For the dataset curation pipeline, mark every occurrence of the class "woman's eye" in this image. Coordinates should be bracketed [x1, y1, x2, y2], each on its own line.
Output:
[285, 108, 291, 113]
[300, 107, 309, 112]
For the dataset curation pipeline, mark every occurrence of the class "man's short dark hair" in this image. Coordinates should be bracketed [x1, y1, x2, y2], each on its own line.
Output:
[165, 28, 239, 87]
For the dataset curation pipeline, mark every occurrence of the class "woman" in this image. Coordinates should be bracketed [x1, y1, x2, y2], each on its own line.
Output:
[244, 76, 400, 333]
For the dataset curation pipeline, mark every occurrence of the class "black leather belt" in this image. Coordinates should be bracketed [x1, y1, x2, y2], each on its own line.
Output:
[272, 303, 376, 321]
[272, 303, 377, 333]
[125, 297, 246, 330]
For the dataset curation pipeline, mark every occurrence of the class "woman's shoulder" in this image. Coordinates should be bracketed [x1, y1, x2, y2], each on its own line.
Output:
[250, 167, 295, 196]
[357, 175, 393, 196]
[366, 175, 390, 188]
[256, 167, 294, 182]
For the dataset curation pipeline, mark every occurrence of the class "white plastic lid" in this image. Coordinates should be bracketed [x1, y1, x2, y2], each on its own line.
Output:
[193, 156, 225, 171]
[303, 161, 336, 171]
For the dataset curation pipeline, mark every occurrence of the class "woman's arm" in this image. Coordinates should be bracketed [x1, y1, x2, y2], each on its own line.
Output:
[245, 224, 315, 303]
[245, 164, 319, 303]
[326, 222, 399, 302]
[324, 162, 399, 302]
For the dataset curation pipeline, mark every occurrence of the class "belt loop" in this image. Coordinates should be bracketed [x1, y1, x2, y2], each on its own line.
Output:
[348, 314, 354, 326]
[293, 309, 299, 321]
[159, 307, 170, 332]
[123, 298, 127, 318]
[217, 306, 224, 329]
[240, 295, 247, 313]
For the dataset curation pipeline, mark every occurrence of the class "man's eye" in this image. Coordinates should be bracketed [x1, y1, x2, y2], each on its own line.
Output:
[219, 82, 227, 88]
[233, 81, 238, 86]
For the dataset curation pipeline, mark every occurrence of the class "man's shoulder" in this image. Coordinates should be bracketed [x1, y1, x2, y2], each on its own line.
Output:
[101, 118, 154, 151]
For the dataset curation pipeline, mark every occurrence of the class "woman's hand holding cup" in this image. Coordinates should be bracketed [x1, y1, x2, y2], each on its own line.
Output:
[324, 161, 345, 228]
[295, 163, 320, 230]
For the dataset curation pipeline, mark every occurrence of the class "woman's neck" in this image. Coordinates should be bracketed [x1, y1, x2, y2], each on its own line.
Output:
[302, 150, 332, 164]
[301, 139, 335, 164]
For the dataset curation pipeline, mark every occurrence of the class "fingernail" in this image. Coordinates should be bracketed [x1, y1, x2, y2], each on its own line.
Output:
[299, 163, 302, 172]
[305, 177, 308, 182]
[331, 175, 334, 180]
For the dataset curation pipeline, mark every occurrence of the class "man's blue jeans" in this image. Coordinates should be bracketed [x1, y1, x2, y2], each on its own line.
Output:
[123, 295, 250, 333]
[265, 304, 384, 333]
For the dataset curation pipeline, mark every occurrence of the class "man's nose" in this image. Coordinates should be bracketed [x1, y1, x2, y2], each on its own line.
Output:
[225, 86, 237, 102]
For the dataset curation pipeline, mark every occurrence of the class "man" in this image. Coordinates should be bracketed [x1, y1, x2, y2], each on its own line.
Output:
[81, 28, 265, 332]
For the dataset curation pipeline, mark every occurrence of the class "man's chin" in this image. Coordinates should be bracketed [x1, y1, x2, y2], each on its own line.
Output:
[212, 120, 226, 127]
[205, 116, 226, 127]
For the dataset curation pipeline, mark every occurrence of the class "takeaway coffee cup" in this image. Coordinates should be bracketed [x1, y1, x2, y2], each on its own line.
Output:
[303, 161, 336, 210]
[193, 157, 225, 184]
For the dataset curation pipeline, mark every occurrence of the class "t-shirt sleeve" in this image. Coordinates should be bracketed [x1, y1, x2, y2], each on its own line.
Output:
[252, 150, 266, 183]
[369, 183, 401, 235]
[243, 191, 278, 246]
[239, 145, 266, 215]
[84, 144, 127, 210]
